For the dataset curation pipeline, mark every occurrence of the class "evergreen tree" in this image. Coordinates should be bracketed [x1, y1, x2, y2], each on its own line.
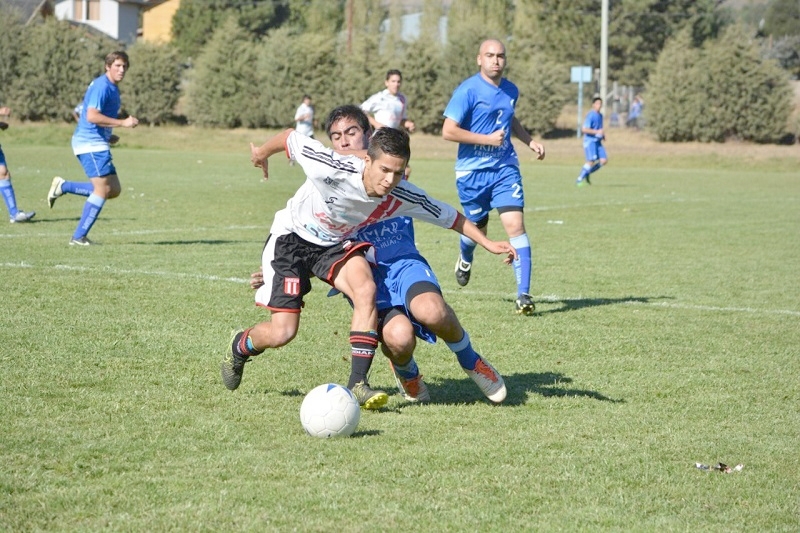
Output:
[0, 7, 24, 106]
[184, 18, 258, 127]
[446, 0, 513, 85]
[9, 19, 116, 122]
[254, 27, 338, 129]
[698, 25, 792, 143]
[395, 1, 450, 134]
[506, 51, 571, 136]
[609, 0, 726, 86]
[287, 0, 345, 34]
[763, 0, 800, 38]
[124, 42, 183, 125]
[645, 29, 704, 142]
[172, 0, 290, 60]
[330, 0, 385, 107]
[647, 26, 792, 143]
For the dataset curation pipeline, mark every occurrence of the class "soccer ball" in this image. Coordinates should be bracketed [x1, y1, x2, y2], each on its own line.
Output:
[300, 383, 361, 438]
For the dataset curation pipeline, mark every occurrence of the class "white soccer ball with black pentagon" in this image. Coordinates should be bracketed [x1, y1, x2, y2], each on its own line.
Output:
[300, 383, 361, 438]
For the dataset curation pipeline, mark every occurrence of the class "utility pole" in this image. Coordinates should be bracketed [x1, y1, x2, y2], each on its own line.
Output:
[600, 0, 609, 117]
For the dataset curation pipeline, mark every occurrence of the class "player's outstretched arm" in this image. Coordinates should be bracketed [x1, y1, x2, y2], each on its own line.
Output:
[452, 213, 517, 263]
[250, 128, 293, 180]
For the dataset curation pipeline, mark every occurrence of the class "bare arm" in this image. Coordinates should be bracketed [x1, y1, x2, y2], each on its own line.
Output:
[249, 128, 293, 180]
[86, 107, 138, 128]
[452, 213, 517, 262]
[442, 117, 505, 147]
[511, 117, 545, 160]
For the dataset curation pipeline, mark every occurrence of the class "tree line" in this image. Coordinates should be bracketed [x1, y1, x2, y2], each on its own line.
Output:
[0, 0, 795, 143]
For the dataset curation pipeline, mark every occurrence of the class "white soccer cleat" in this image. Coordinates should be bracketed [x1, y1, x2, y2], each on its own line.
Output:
[464, 356, 507, 404]
[390, 362, 431, 403]
[47, 176, 65, 209]
[9, 210, 35, 223]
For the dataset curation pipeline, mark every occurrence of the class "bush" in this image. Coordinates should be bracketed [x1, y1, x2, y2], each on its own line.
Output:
[647, 26, 793, 143]
[0, 7, 25, 106]
[9, 19, 117, 122]
[124, 42, 183, 125]
[253, 27, 338, 129]
[508, 53, 571, 136]
[184, 18, 259, 128]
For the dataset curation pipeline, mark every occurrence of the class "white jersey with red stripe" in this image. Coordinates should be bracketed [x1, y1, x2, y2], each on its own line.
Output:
[271, 131, 459, 247]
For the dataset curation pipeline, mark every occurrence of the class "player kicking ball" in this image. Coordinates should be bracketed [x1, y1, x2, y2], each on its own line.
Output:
[221, 127, 516, 409]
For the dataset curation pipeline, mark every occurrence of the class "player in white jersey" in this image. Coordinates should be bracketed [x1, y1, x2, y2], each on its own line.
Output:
[250, 105, 509, 404]
[221, 127, 516, 409]
[361, 69, 415, 133]
[293, 95, 314, 138]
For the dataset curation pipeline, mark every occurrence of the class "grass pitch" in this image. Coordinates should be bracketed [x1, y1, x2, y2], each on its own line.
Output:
[1, 124, 799, 531]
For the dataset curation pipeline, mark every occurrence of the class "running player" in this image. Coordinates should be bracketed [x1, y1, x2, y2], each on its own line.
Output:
[576, 96, 608, 186]
[442, 39, 545, 316]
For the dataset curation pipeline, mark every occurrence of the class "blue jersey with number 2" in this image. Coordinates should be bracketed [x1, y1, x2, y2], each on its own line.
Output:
[443, 73, 520, 172]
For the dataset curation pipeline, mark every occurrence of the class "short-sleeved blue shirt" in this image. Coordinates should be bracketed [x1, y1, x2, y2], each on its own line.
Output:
[583, 110, 604, 143]
[72, 74, 120, 155]
[443, 73, 520, 172]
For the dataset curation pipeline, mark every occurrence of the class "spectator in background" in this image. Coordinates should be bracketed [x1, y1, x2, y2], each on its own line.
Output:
[627, 94, 643, 130]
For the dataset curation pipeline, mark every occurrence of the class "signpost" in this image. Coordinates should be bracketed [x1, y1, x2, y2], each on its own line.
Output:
[571, 66, 592, 138]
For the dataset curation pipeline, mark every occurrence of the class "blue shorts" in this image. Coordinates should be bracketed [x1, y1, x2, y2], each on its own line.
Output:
[456, 166, 524, 224]
[583, 141, 607, 163]
[375, 254, 440, 344]
[77, 151, 116, 178]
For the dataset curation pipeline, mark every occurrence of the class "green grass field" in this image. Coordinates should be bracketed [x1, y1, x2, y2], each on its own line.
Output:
[1, 125, 799, 531]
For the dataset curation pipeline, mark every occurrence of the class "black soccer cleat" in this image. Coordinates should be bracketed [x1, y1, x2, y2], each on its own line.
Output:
[515, 293, 536, 316]
[454, 256, 472, 287]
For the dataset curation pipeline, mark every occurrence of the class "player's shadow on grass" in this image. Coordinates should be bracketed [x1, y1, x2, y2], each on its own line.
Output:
[429, 371, 623, 406]
[522, 295, 674, 316]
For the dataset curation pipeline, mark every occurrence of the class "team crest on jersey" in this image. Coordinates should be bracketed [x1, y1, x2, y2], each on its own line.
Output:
[323, 177, 344, 192]
[284, 277, 300, 296]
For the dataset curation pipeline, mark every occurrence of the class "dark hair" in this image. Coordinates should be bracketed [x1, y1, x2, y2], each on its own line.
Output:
[592, 96, 602, 104]
[386, 69, 402, 80]
[367, 127, 410, 162]
[303, 94, 312, 100]
[325, 105, 370, 138]
[105, 51, 129, 68]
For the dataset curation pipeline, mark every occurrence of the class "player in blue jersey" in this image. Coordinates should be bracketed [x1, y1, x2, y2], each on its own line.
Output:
[0, 106, 36, 224]
[249, 105, 509, 404]
[576, 96, 607, 187]
[46, 51, 139, 246]
[442, 39, 545, 316]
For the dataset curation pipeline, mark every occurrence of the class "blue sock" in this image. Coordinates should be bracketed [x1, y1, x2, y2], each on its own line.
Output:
[590, 162, 602, 174]
[62, 181, 93, 197]
[578, 163, 592, 179]
[393, 358, 420, 380]
[446, 330, 480, 371]
[460, 235, 477, 263]
[0, 180, 18, 216]
[72, 194, 105, 239]
[510, 233, 532, 296]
